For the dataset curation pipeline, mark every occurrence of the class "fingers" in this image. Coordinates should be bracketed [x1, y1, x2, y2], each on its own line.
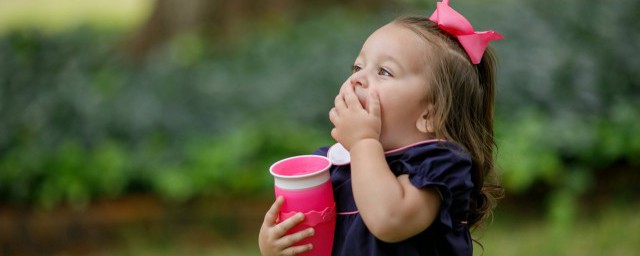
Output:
[342, 84, 361, 109]
[329, 107, 338, 124]
[331, 127, 339, 142]
[368, 90, 381, 118]
[275, 227, 315, 250]
[260, 197, 315, 256]
[339, 80, 351, 95]
[263, 196, 284, 227]
[281, 243, 313, 256]
[273, 212, 306, 238]
[334, 93, 346, 111]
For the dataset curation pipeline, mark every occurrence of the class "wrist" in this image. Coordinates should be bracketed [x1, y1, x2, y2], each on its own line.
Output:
[351, 138, 382, 153]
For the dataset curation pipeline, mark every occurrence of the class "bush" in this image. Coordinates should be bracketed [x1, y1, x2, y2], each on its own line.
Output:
[0, 10, 370, 207]
[0, 1, 638, 213]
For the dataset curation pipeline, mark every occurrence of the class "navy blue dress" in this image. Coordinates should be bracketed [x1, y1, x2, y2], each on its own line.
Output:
[312, 140, 475, 256]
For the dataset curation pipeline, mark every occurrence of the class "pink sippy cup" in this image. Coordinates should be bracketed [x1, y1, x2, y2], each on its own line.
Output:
[269, 155, 335, 256]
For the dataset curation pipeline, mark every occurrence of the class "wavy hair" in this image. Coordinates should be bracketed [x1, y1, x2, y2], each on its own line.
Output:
[394, 16, 504, 233]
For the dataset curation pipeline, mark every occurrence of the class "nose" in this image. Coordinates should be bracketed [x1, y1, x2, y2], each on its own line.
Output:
[350, 70, 368, 88]
[348, 71, 369, 109]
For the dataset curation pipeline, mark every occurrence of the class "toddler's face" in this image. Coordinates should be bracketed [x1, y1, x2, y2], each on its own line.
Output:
[342, 22, 434, 150]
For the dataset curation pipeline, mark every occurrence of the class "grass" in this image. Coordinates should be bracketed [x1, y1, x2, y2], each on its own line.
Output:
[474, 202, 640, 256]
[0, 0, 152, 34]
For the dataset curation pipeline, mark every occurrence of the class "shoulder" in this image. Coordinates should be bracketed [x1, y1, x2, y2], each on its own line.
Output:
[392, 141, 473, 191]
[398, 141, 472, 168]
[396, 141, 475, 229]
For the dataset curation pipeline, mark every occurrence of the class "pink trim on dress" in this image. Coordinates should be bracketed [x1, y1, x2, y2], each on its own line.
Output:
[383, 139, 446, 155]
[337, 210, 359, 215]
[327, 139, 447, 166]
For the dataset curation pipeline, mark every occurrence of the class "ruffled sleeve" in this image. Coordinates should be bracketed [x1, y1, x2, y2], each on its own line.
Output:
[392, 142, 474, 229]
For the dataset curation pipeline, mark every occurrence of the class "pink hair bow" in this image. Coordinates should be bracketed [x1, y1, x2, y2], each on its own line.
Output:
[429, 0, 503, 64]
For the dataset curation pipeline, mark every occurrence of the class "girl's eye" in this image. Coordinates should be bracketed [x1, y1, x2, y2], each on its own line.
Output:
[378, 68, 392, 77]
[352, 65, 362, 73]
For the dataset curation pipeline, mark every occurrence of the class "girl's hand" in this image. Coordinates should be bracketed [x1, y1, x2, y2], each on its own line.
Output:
[329, 83, 382, 150]
[258, 196, 315, 256]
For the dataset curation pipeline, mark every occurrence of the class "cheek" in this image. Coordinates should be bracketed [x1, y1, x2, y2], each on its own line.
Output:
[378, 93, 403, 115]
[377, 97, 405, 126]
[379, 92, 424, 126]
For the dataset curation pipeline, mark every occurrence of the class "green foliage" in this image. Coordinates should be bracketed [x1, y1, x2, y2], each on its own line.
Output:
[495, 111, 562, 192]
[147, 119, 332, 202]
[0, 10, 371, 207]
[0, 1, 639, 214]
[0, 115, 331, 207]
[484, 0, 640, 225]
[0, 138, 131, 208]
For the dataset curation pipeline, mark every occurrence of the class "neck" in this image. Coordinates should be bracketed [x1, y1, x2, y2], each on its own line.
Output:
[381, 132, 434, 151]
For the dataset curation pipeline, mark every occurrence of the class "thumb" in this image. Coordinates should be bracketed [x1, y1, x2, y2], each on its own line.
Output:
[368, 91, 381, 118]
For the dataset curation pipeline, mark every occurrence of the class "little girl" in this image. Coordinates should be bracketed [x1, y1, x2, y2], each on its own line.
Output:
[259, 1, 503, 255]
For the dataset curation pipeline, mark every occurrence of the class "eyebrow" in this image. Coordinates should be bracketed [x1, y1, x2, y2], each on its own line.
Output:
[356, 51, 366, 63]
[379, 55, 404, 71]
[356, 51, 405, 72]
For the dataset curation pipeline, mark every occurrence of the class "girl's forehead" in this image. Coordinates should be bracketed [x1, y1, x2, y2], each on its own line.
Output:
[360, 23, 431, 73]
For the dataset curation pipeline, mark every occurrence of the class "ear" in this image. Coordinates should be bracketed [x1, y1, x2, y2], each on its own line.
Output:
[416, 104, 435, 134]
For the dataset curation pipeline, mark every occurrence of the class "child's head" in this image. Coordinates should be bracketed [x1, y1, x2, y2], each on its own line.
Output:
[345, 21, 434, 151]
[343, 14, 502, 229]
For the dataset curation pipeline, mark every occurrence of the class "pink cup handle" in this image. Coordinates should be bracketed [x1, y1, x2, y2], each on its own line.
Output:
[280, 203, 336, 227]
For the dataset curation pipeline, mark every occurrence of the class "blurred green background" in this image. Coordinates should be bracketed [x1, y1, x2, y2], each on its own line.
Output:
[1, 0, 639, 255]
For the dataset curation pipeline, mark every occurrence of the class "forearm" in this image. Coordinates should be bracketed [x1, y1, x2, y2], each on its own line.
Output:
[350, 139, 407, 236]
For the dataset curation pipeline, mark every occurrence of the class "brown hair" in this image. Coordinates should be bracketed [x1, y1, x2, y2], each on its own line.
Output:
[394, 16, 504, 232]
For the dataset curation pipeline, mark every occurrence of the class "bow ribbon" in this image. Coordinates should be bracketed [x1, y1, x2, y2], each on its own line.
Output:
[429, 0, 503, 64]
